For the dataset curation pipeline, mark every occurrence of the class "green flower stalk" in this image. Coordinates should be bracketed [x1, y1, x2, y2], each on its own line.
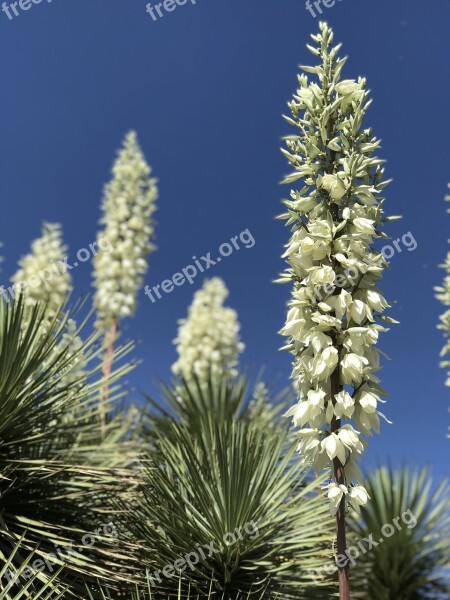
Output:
[172, 277, 244, 383]
[92, 131, 158, 433]
[434, 182, 450, 437]
[278, 23, 396, 599]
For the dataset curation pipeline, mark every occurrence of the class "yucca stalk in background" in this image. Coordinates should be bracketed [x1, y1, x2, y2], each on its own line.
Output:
[171, 278, 245, 384]
[92, 131, 158, 435]
[114, 375, 335, 599]
[8, 222, 90, 394]
[0, 297, 140, 599]
[10, 222, 73, 325]
[349, 466, 450, 600]
[278, 22, 397, 599]
[434, 182, 450, 437]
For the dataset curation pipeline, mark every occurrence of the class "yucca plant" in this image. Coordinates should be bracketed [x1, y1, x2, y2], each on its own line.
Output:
[94, 571, 282, 600]
[92, 131, 158, 435]
[115, 375, 335, 599]
[349, 466, 450, 599]
[0, 297, 140, 599]
[145, 373, 284, 440]
[0, 545, 69, 599]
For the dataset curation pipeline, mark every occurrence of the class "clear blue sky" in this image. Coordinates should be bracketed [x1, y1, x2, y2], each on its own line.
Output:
[1, 0, 449, 481]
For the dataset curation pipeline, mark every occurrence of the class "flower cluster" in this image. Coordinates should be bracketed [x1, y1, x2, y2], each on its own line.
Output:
[11, 222, 72, 321]
[434, 183, 450, 436]
[172, 277, 244, 382]
[279, 23, 396, 514]
[327, 482, 369, 517]
[435, 184, 450, 380]
[10, 223, 85, 386]
[93, 131, 158, 330]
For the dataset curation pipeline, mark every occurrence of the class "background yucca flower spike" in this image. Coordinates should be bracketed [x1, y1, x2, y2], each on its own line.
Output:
[434, 182, 450, 437]
[171, 277, 245, 384]
[9, 222, 86, 389]
[92, 130, 158, 433]
[11, 221, 72, 323]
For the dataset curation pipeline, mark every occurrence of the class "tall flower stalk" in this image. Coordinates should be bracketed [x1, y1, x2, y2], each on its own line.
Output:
[434, 182, 450, 437]
[92, 131, 158, 434]
[278, 22, 396, 599]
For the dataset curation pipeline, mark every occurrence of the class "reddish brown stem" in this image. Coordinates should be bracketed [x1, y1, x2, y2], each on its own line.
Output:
[100, 320, 117, 438]
[331, 368, 350, 600]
